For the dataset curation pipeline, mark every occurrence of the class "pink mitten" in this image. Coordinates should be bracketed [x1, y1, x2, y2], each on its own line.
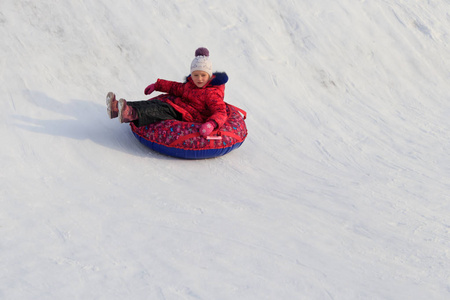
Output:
[199, 121, 216, 137]
[144, 83, 156, 95]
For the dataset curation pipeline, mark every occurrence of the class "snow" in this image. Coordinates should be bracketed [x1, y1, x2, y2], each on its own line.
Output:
[1, 0, 450, 299]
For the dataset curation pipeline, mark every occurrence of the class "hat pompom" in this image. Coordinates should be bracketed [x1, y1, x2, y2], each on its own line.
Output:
[195, 47, 209, 57]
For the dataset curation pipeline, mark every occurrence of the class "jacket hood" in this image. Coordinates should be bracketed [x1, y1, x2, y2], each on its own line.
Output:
[210, 72, 228, 86]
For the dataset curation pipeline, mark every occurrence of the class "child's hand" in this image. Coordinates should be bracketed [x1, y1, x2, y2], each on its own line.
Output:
[200, 121, 216, 137]
[144, 83, 156, 95]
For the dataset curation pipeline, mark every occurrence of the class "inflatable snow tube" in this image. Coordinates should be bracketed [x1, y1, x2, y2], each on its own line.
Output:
[130, 100, 248, 159]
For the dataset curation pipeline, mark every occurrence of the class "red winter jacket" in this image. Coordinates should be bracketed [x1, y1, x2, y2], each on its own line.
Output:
[154, 72, 228, 128]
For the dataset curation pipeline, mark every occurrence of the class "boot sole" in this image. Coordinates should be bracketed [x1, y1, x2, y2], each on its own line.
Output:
[118, 99, 126, 123]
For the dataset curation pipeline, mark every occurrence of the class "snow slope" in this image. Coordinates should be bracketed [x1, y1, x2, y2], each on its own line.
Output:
[1, 0, 450, 299]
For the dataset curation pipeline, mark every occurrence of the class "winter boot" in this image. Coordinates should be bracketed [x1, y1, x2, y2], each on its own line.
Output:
[118, 99, 138, 123]
[106, 92, 119, 119]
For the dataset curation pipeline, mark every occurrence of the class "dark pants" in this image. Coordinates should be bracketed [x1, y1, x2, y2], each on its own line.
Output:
[128, 100, 182, 127]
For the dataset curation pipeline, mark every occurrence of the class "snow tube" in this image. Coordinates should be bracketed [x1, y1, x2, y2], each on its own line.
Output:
[129, 97, 248, 159]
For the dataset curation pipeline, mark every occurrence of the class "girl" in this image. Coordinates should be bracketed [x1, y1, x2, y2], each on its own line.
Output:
[106, 47, 228, 137]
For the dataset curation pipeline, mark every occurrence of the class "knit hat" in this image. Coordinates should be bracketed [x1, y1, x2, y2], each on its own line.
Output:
[190, 47, 212, 78]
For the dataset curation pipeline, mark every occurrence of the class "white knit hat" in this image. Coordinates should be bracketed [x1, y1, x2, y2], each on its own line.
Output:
[190, 47, 212, 77]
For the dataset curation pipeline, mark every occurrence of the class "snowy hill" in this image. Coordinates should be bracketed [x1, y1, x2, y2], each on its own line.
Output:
[1, 0, 450, 299]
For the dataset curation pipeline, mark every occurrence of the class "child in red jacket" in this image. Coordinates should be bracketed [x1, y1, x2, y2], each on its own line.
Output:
[106, 47, 228, 137]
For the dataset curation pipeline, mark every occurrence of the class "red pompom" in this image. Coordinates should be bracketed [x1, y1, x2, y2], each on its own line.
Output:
[195, 47, 209, 57]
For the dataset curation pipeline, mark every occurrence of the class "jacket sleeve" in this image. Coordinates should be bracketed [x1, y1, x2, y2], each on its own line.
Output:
[205, 89, 228, 128]
[155, 79, 185, 97]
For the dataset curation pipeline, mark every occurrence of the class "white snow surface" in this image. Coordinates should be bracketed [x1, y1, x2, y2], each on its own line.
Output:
[1, 0, 450, 299]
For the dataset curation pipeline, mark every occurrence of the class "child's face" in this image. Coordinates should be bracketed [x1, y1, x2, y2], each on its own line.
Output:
[191, 71, 210, 88]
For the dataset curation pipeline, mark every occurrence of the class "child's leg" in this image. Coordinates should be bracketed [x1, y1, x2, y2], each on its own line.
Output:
[118, 99, 138, 123]
[120, 99, 182, 127]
